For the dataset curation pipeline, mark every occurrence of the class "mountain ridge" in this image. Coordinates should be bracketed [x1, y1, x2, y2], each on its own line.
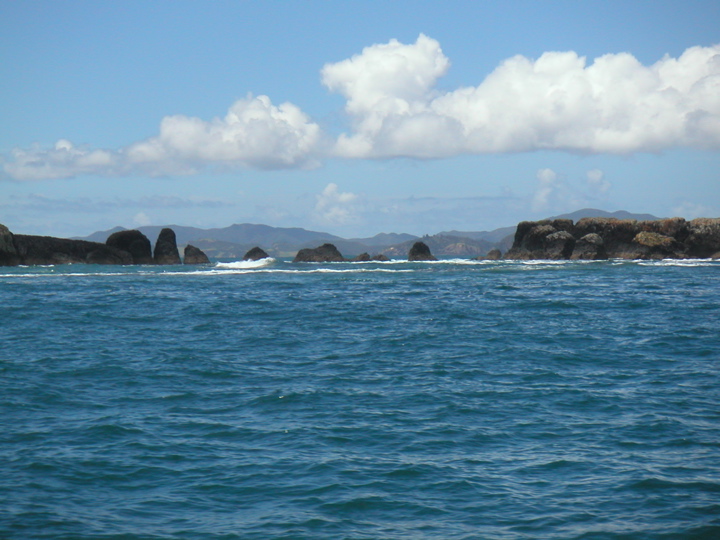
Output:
[76, 209, 661, 259]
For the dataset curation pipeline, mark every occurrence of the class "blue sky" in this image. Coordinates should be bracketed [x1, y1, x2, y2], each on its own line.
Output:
[1, 0, 719, 238]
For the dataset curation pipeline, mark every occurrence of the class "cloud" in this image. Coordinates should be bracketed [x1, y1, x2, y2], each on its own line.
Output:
[3, 95, 321, 180]
[3, 36, 720, 180]
[323, 36, 720, 158]
[126, 95, 322, 172]
[313, 183, 359, 225]
[531, 169, 561, 212]
[586, 168, 611, 195]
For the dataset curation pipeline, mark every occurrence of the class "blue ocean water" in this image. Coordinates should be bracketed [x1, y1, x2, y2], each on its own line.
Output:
[1, 258, 719, 539]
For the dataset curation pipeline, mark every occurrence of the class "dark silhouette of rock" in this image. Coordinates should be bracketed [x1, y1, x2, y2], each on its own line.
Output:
[12, 234, 132, 265]
[685, 218, 720, 258]
[293, 243, 345, 262]
[153, 228, 181, 264]
[0, 224, 20, 266]
[571, 233, 607, 260]
[507, 217, 720, 260]
[372, 254, 390, 261]
[545, 231, 576, 259]
[184, 245, 210, 264]
[106, 230, 154, 264]
[408, 241, 437, 261]
[352, 252, 371, 262]
[484, 248, 503, 260]
[243, 246, 269, 261]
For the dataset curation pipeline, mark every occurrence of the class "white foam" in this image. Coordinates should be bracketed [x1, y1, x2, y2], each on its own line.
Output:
[215, 258, 276, 269]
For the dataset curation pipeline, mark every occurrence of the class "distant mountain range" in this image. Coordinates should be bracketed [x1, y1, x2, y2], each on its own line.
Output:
[78, 209, 660, 259]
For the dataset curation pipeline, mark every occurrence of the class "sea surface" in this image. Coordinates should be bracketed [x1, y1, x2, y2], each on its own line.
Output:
[1, 258, 719, 539]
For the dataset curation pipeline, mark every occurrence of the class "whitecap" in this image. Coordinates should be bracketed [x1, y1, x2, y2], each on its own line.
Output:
[215, 258, 276, 269]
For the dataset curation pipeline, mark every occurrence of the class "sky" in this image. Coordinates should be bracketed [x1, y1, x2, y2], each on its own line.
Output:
[1, 0, 719, 238]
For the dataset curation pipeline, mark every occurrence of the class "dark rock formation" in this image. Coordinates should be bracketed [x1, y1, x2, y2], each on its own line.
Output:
[570, 233, 607, 260]
[0, 224, 20, 266]
[12, 234, 132, 265]
[184, 245, 211, 264]
[484, 248, 503, 260]
[293, 243, 345, 262]
[352, 252, 371, 262]
[153, 228, 181, 265]
[685, 218, 720, 258]
[106, 230, 154, 264]
[545, 231, 576, 259]
[243, 246, 269, 261]
[507, 217, 720, 260]
[408, 241, 437, 261]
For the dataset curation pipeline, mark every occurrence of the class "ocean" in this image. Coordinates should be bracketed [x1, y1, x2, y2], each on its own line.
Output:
[1, 258, 719, 539]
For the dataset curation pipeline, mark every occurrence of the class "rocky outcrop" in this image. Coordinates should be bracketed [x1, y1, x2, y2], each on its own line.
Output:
[153, 228, 181, 265]
[570, 233, 606, 260]
[243, 247, 269, 261]
[184, 245, 210, 264]
[408, 241, 437, 261]
[0, 224, 20, 266]
[478, 248, 502, 261]
[351, 252, 390, 262]
[507, 217, 720, 260]
[106, 230, 154, 264]
[293, 243, 345, 262]
[11, 234, 132, 265]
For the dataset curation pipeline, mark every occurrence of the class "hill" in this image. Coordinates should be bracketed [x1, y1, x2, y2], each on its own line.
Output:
[76, 209, 662, 259]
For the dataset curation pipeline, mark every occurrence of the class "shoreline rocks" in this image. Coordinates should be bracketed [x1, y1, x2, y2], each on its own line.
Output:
[408, 241, 437, 261]
[184, 245, 211, 264]
[293, 243, 345, 262]
[153, 228, 182, 265]
[506, 217, 720, 260]
[243, 247, 270, 261]
[0, 223, 210, 266]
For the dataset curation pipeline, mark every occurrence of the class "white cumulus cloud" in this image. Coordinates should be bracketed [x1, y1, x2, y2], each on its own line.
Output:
[323, 36, 720, 158]
[4, 36, 720, 181]
[3, 95, 321, 181]
[313, 183, 359, 225]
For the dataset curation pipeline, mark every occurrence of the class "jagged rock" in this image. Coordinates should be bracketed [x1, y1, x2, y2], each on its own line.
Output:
[293, 243, 345, 262]
[0, 224, 20, 266]
[629, 231, 684, 259]
[574, 218, 639, 257]
[12, 235, 132, 265]
[476, 248, 502, 261]
[544, 231, 576, 259]
[372, 254, 390, 261]
[408, 241, 437, 261]
[184, 245, 210, 264]
[85, 245, 134, 265]
[243, 246, 269, 261]
[685, 218, 720, 258]
[352, 252, 371, 262]
[570, 233, 607, 260]
[153, 228, 182, 265]
[106, 230, 154, 264]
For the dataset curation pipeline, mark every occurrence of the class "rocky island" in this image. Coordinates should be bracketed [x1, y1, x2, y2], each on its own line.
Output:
[2, 217, 719, 267]
[0, 224, 210, 266]
[504, 217, 720, 260]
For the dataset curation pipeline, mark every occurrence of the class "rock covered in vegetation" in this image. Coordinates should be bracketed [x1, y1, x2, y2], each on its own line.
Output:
[243, 246, 270, 261]
[293, 243, 345, 262]
[153, 228, 182, 264]
[506, 217, 720, 260]
[408, 241, 437, 261]
[106, 229, 154, 264]
[183, 245, 211, 264]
